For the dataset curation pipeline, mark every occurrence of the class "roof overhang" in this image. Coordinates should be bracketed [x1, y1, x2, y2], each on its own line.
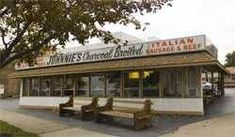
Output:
[9, 51, 229, 79]
[203, 61, 231, 75]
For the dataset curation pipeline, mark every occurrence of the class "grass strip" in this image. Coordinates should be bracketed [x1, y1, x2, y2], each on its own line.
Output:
[0, 120, 38, 137]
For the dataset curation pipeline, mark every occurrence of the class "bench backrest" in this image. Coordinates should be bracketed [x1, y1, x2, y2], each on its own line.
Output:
[113, 99, 152, 113]
[113, 100, 145, 109]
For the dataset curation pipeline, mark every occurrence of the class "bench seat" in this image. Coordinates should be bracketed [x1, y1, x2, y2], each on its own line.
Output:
[63, 106, 82, 111]
[99, 110, 134, 119]
[113, 106, 139, 113]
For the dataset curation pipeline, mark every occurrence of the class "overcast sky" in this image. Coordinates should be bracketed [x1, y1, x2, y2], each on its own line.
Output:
[69, 0, 235, 64]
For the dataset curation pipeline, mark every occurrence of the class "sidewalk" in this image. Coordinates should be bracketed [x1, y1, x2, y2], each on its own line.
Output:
[0, 109, 117, 137]
[1, 109, 235, 137]
[161, 113, 235, 137]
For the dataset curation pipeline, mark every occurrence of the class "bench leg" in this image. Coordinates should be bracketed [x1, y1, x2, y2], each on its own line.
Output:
[59, 109, 68, 116]
[81, 112, 94, 121]
[59, 109, 74, 117]
[133, 118, 151, 130]
[95, 113, 103, 123]
[106, 115, 114, 123]
[95, 113, 113, 123]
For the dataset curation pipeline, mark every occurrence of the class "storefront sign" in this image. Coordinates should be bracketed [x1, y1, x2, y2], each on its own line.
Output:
[46, 44, 143, 66]
[16, 35, 216, 70]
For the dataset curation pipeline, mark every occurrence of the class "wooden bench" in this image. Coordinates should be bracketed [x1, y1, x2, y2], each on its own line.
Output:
[96, 97, 153, 130]
[59, 96, 98, 120]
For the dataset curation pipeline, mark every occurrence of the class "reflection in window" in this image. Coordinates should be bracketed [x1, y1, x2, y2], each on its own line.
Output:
[41, 77, 50, 96]
[51, 76, 62, 96]
[76, 76, 89, 96]
[143, 70, 159, 97]
[106, 72, 121, 97]
[124, 71, 139, 97]
[64, 75, 74, 96]
[91, 75, 104, 97]
[29, 78, 40, 96]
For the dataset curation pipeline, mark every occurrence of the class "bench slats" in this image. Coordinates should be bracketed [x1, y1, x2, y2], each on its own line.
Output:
[63, 107, 81, 111]
[113, 106, 139, 113]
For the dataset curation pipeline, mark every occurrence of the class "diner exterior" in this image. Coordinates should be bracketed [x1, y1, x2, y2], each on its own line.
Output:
[225, 67, 235, 87]
[9, 34, 229, 115]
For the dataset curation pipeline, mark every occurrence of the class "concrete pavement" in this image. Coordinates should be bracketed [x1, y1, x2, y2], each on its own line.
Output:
[0, 109, 69, 134]
[1, 88, 235, 137]
[41, 128, 117, 137]
[0, 109, 117, 137]
[2, 109, 235, 137]
[161, 113, 235, 137]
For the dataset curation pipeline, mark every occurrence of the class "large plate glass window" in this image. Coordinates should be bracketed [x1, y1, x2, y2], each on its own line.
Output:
[41, 77, 51, 96]
[90, 74, 104, 97]
[75, 76, 89, 96]
[51, 76, 63, 96]
[143, 70, 159, 97]
[106, 72, 121, 97]
[124, 71, 140, 97]
[64, 75, 74, 96]
[29, 77, 40, 96]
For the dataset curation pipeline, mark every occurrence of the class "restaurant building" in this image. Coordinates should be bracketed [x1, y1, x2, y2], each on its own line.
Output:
[9, 34, 229, 115]
[225, 67, 235, 88]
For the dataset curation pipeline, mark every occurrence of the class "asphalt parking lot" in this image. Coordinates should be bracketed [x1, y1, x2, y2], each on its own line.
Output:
[1, 88, 235, 137]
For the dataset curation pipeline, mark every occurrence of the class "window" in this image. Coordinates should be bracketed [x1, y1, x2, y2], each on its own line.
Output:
[188, 67, 200, 97]
[23, 78, 30, 96]
[232, 75, 235, 80]
[29, 78, 40, 96]
[51, 76, 62, 96]
[124, 71, 139, 97]
[167, 70, 181, 97]
[75, 76, 89, 96]
[106, 72, 121, 97]
[143, 70, 159, 97]
[41, 77, 50, 96]
[90, 74, 104, 97]
[63, 75, 74, 96]
[161, 68, 185, 97]
[161, 67, 200, 98]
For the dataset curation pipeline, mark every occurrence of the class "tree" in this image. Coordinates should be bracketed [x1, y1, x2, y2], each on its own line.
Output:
[0, 0, 171, 69]
[225, 51, 235, 67]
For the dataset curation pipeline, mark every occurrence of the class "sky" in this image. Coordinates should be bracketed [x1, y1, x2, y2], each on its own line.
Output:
[68, 0, 235, 64]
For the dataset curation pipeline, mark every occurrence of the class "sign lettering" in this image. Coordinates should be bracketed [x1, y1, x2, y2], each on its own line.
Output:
[16, 35, 217, 70]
